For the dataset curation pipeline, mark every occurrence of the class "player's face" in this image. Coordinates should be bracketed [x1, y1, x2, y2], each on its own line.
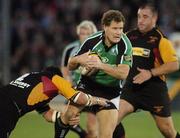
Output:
[79, 27, 93, 43]
[104, 21, 124, 46]
[137, 7, 157, 33]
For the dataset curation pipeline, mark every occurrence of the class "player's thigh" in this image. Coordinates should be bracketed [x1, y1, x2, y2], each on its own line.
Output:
[87, 112, 97, 130]
[96, 109, 118, 138]
[118, 99, 134, 122]
[86, 112, 98, 136]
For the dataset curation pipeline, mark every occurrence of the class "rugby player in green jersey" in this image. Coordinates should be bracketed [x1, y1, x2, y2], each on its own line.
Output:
[68, 10, 132, 138]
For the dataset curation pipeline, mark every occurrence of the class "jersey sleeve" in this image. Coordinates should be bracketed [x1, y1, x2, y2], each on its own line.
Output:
[61, 45, 74, 67]
[121, 35, 133, 67]
[52, 75, 78, 99]
[74, 39, 92, 56]
[159, 38, 178, 63]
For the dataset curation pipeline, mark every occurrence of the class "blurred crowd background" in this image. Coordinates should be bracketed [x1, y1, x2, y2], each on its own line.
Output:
[0, 0, 180, 109]
[0, 0, 179, 79]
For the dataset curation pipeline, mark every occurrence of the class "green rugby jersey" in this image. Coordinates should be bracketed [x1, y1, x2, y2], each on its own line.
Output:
[75, 31, 132, 87]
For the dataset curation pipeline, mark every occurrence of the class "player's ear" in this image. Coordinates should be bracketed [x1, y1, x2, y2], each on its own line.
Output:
[103, 25, 107, 32]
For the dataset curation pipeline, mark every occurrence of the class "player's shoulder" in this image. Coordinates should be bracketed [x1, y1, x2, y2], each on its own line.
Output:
[63, 40, 80, 53]
[153, 27, 167, 39]
[120, 33, 132, 48]
[90, 31, 103, 37]
[81, 31, 103, 47]
[86, 31, 103, 40]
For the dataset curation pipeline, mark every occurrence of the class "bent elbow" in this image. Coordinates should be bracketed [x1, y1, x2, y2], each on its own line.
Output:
[73, 92, 88, 106]
[117, 71, 129, 80]
[121, 73, 129, 80]
[121, 68, 130, 80]
[67, 58, 79, 71]
[67, 64, 74, 71]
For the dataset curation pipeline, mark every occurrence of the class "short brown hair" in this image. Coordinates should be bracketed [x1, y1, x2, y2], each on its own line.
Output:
[139, 3, 158, 16]
[101, 10, 125, 26]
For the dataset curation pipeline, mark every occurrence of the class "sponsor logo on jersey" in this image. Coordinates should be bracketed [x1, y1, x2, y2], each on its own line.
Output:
[147, 36, 158, 44]
[10, 73, 31, 88]
[101, 57, 109, 63]
[133, 47, 150, 58]
[124, 55, 132, 62]
[10, 80, 30, 89]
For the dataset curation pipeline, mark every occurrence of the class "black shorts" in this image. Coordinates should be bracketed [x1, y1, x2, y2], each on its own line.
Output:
[77, 77, 121, 100]
[76, 77, 120, 113]
[0, 92, 19, 138]
[121, 80, 171, 117]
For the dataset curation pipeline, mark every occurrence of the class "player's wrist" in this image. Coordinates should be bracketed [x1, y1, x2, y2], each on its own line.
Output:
[149, 69, 154, 77]
[98, 62, 104, 70]
[52, 110, 61, 122]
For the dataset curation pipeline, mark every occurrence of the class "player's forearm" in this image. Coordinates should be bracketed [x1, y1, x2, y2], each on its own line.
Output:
[72, 92, 107, 107]
[68, 56, 80, 70]
[43, 109, 55, 122]
[151, 61, 179, 77]
[100, 63, 130, 80]
[68, 52, 91, 70]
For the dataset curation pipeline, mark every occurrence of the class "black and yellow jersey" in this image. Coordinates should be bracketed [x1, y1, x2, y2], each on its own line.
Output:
[126, 27, 178, 83]
[0, 67, 77, 116]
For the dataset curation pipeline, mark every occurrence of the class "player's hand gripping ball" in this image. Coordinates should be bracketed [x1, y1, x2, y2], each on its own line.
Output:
[79, 52, 100, 76]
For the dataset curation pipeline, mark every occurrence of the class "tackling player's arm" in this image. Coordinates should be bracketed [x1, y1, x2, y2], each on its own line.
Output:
[51, 75, 108, 106]
[35, 105, 60, 123]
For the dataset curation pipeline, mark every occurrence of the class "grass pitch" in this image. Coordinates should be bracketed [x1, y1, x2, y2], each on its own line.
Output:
[11, 111, 180, 138]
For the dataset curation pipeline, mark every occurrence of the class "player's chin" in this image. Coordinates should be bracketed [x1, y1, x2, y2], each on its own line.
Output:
[138, 26, 146, 32]
[112, 38, 121, 43]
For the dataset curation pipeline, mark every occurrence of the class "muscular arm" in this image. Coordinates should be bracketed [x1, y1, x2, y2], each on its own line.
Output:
[68, 56, 80, 70]
[153, 37, 179, 76]
[52, 75, 108, 106]
[68, 51, 90, 70]
[133, 61, 179, 84]
[151, 61, 179, 76]
[43, 109, 54, 122]
[99, 63, 130, 80]
[85, 55, 130, 80]
[134, 37, 179, 84]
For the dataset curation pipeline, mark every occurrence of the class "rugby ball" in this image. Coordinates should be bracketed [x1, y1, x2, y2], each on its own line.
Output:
[79, 52, 100, 76]
[79, 66, 98, 76]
